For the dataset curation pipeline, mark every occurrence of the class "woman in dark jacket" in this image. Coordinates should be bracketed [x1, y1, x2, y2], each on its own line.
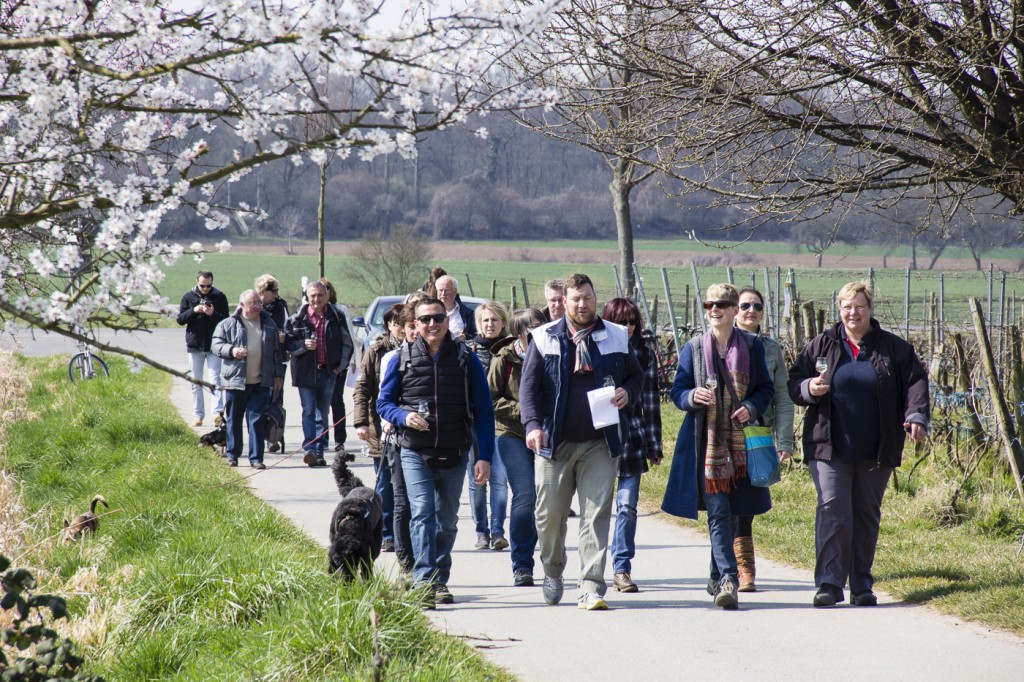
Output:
[661, 283, 774, 610]
[789, 281, 928, 608]
[489, 307, 547, 586]
[467, 301, 511, 549]
[602, 298, 662, 594]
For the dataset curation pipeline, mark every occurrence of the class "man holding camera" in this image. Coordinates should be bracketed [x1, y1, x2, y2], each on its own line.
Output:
[177, 270, 230, 426]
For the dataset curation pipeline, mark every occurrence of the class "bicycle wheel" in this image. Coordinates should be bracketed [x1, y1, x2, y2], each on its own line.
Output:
[68, 352, 110, 381]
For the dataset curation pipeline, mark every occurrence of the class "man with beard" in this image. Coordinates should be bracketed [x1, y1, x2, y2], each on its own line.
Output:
[519, 273, 643, 611]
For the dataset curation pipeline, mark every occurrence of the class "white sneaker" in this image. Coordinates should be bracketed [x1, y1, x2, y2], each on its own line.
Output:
[542, 576, 564, 605]
[577, 592, 608, 610]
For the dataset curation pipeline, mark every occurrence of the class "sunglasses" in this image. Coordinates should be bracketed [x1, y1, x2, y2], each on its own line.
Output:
[416, 313, 447, 325]
[197, 284, 212, 289]
[703, 300, 736, 310]
[739, 302, 764, 312]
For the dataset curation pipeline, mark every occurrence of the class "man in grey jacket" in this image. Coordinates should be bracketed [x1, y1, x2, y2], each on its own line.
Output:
[212, 290, 285, 469]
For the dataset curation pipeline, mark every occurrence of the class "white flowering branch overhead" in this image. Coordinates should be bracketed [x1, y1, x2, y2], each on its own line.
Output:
[0, 0, 559, 370]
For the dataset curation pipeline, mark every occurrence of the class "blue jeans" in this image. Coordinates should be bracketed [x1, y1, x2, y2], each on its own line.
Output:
[224, 383, 271, 463]
[610, 473, 640, 574]
[705, 491, 738, 585]
[496, 436, 536, 573]
[373, 457, 395, 543]
[468, 446, 508, 537]
[400, 447, 467, 586]
[297, 368, 335, 455]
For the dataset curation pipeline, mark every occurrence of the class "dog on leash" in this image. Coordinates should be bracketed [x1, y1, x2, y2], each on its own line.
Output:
[62, 494, 109, 544]
[198, 423, 227, 449]
[328, 455, 383, 579]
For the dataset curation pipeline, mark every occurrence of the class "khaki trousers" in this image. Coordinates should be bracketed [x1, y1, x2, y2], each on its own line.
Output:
[535, 438, 617, 596]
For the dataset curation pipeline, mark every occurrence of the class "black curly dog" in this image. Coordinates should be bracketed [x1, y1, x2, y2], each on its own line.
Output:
[328, 455, 383, 579]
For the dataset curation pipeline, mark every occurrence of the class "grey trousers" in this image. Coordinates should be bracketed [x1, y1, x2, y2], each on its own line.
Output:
[809, 458, 892, 594]
[535, 438, 617, 596]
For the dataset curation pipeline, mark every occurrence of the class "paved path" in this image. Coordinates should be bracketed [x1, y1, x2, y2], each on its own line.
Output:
[7, 329, 1024, 681]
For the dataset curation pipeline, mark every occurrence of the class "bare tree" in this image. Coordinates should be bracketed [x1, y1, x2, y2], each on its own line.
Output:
[509, 1, 690, 293]
[347, 226, 433, 297]
[609, 0, 1024, 240]
[276, 207, 308, 255]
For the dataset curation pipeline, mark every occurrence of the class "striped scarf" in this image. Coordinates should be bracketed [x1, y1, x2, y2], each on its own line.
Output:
[703, 332, 751, 494]
[565, 318, 597, 374]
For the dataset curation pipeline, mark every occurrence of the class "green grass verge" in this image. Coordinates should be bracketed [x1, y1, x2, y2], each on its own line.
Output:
[2, 355, 512, 681]
[644, 408, 1024, 634]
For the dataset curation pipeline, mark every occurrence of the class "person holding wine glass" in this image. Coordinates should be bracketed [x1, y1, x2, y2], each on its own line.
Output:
[788, 281, 929, 608]
[661, 283, 775, 609]
[731, 287, 796, 591]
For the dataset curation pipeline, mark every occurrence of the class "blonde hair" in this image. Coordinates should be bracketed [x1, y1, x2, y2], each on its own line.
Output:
[474, 300, 509, 331]
[705, 283, 739, 304]
[254, 274, 279, 294]
[836, 281, 874, 309]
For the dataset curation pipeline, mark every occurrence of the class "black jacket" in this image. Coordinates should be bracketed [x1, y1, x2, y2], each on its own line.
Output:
[284, 303, 354, 387]
[176, 285, 229, 352]
[788, 319, 929, 468]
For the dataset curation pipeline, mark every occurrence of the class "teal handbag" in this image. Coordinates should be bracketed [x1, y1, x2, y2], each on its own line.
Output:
[744, 425, 780, 487]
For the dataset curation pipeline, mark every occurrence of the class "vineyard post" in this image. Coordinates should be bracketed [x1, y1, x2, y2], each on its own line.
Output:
[520, 277, 531, 308]
[632, 263, 654, 333]
[691, 262, 706, 333]
[762, 267, 774, 337]
[661, 267, 681, 357]
[969, 298, 1024, 504]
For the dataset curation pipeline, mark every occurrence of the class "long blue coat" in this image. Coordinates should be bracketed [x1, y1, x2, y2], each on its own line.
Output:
[661, 330, 775, 519]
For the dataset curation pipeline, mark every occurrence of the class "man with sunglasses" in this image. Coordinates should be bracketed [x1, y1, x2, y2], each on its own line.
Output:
[377, 297, 495, 606]
[177, 270, 229, 426]
[519, 273, 643, 611]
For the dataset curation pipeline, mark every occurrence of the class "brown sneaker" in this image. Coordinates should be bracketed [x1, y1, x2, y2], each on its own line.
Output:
[303, 452, 318, 467]
[193, 418, 203, 426]
[613, 572, 638, 593]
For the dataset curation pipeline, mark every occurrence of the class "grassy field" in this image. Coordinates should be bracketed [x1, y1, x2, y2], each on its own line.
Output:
[155, 244, 1024, 334]
[0, 354, 512, 681]
[644, 409, 1024, 635]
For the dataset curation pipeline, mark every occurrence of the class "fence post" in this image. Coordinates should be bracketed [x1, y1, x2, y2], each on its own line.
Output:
[662, 267, 681, 357]
[726, 266, 734, 285]
[520, 277, 531, 309]
[998, 272, 1007, 373]
[632, 263, 655, 332]
[490, 279, 497, 300]
[867, 267, 875, 295]
[987, 262, 994, 322]
[510, 285, 517, 311]
[938, 273, 945, 343]
[762, 267, 774, 337]
[904, 267, 911, 337]
[691, 262, 707, 333]
[612, 265, 624, 298]
[464, 274, 475, 297]
[775, 266, 782, 337]
[969, 297, 1024, 505]
[684, 284, 691, 328]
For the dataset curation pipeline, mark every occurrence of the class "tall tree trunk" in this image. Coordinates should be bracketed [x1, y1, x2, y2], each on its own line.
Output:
[610, 158, 635, 295]
[318, 162, 326, 278]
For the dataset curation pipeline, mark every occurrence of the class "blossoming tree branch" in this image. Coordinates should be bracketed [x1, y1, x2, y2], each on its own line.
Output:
[0, 0, 557, 379]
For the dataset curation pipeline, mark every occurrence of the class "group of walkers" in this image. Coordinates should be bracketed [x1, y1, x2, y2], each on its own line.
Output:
[180, 267, 929, 612]
[178, 271, 355, 470]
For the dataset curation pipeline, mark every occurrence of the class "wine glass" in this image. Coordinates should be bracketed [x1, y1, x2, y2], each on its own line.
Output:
[815, 357, 828, 374]
[705, 375, 718, 391]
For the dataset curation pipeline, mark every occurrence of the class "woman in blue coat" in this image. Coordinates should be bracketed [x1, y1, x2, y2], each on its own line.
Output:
[661, 283, 774, 609]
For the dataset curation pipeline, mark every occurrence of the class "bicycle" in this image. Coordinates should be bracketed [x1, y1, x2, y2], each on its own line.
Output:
[68, 332, 109, 381]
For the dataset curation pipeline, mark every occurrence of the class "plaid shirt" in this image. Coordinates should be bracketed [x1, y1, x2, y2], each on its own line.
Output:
[618, 332, 663, 477]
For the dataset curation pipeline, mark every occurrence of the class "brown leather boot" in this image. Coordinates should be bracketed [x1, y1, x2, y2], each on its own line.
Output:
[735, 536, 756, 592]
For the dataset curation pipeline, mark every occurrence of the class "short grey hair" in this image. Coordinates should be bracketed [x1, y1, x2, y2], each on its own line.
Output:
[544, 278, 564, 295]
[436, 275, 458, 291]
[306, 280, 327, 295]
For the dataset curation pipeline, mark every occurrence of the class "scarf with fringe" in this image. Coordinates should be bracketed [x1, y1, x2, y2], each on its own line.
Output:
[703, 331, 751, 494]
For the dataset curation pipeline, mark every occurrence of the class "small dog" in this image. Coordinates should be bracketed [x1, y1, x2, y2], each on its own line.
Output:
[328, 456, 383, 579]
[62, 494, 109, 544]
[199, 424, 227, 453]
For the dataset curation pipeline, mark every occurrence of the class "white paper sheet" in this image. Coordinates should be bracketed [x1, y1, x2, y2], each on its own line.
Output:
[587, 386, 619, 429]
